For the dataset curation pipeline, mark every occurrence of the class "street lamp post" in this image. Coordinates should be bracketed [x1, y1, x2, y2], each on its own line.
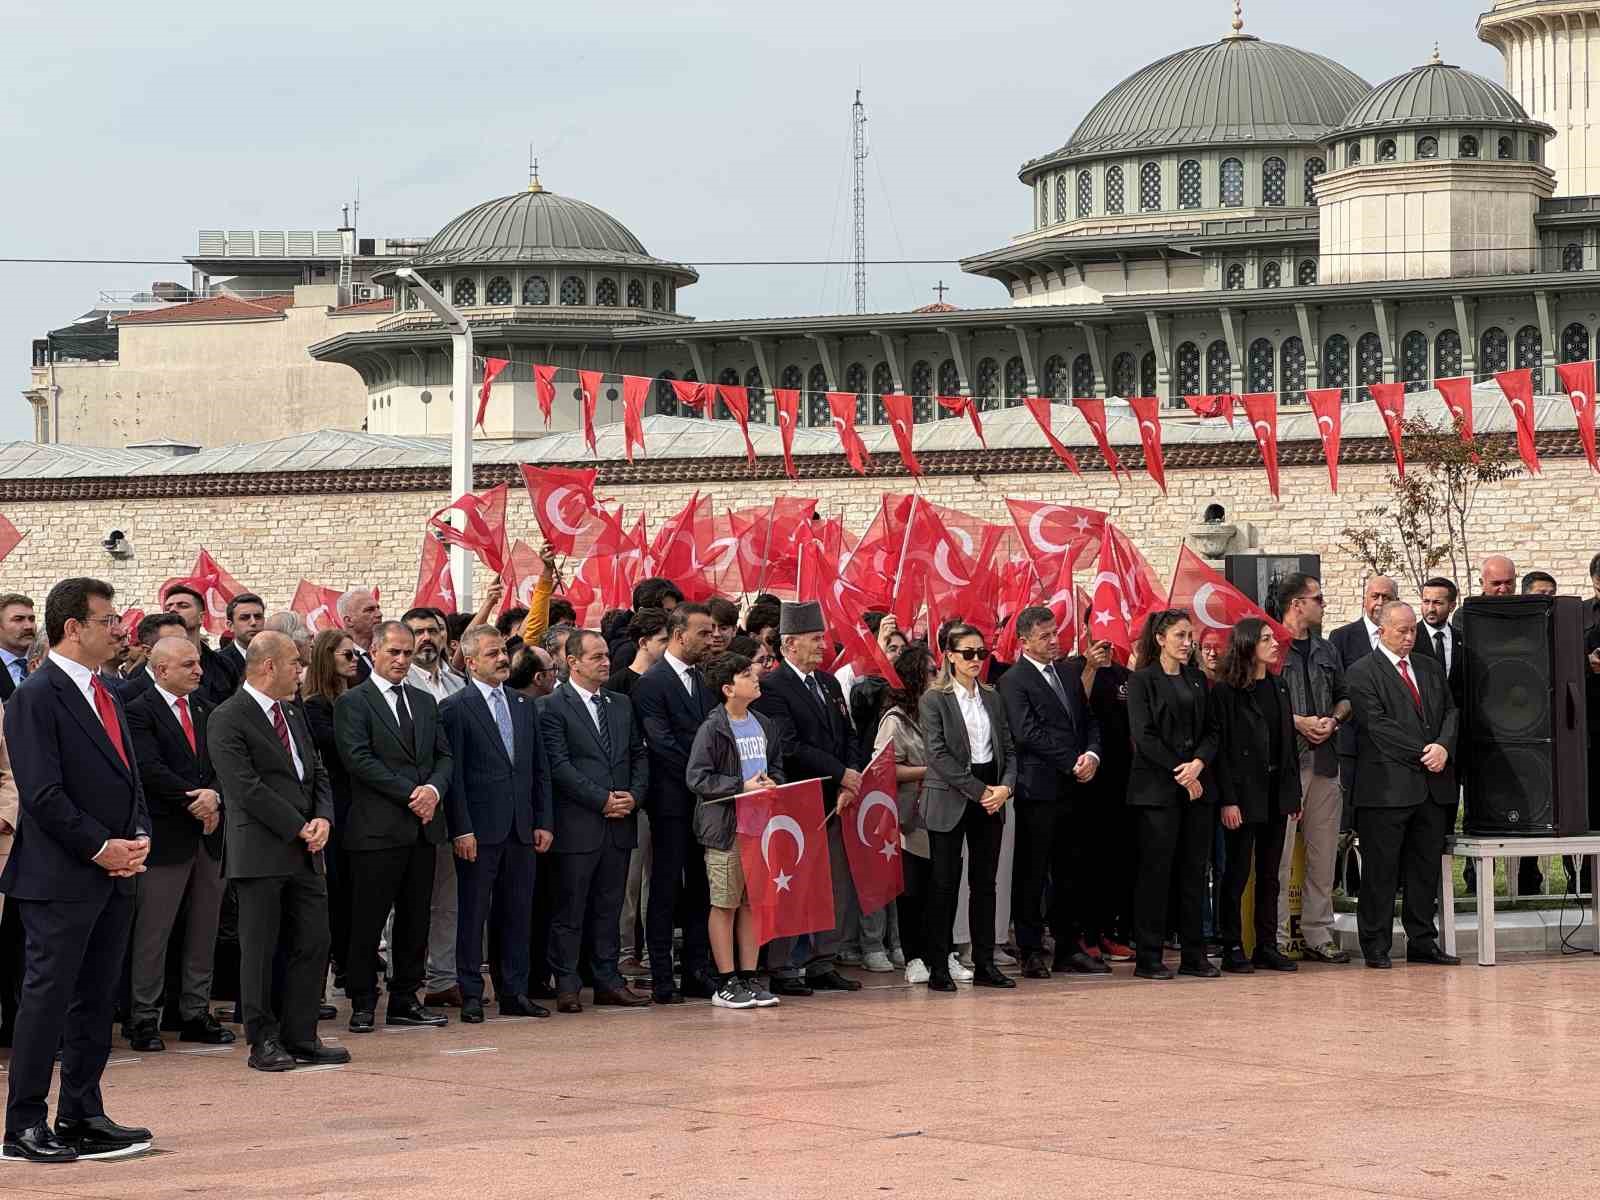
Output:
[395, 267, 474, 611]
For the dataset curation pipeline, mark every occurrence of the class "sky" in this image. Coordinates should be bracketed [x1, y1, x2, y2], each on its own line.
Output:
[2, 0, 1506, 443]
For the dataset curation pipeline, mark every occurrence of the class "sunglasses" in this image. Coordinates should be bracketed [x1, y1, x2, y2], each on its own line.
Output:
[950, 647, 990, 662]
[335, 649, 359, 661]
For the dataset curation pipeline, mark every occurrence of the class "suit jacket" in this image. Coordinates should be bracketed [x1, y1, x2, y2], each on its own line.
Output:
[209, 688, 333, 879]
[1210, 676, 1301, 823]
[0, 661, 15, 702]
[1346, 650, 1459, 809]
[919, 684, 1017, 834]
[1125, 664, 1218, 808]
[218, 639, 246, 680]
[1412, 620, 1466, 710]
[196, 642, 241, 708]
[333, 678, 452, 851]
[119, 667, 154, 703]
[997, 655, 1102, 806]
[538, 681, 648, 855]
[633, 655, 713, 820]
[440, 682, 552, 846]
[752, 661, 863, 810]
[1329, 618, 1377, 761]
[0, 659, 151, 901]
[125, 685, 223, 866]
[0, 698, 16, 883]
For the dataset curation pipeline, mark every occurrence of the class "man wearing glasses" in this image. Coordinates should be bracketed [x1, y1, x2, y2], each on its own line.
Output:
[1274, 573, 1353, 965]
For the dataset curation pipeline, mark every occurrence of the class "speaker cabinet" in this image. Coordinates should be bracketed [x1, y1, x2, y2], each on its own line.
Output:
[1223, 554, 1321, 614]
[1461, 595, 1589, 836]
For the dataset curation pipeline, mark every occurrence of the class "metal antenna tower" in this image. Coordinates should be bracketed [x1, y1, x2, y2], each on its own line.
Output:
[851, 88, 868, 314]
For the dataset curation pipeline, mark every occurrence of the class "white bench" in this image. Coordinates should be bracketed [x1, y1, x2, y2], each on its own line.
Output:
[1441, 834, 1600, 965]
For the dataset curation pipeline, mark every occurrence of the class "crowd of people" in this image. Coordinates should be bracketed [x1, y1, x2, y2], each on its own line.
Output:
[2, 544, 1599, 1163]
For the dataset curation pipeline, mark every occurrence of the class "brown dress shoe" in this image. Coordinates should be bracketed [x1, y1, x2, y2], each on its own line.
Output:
[423, 985, 463, 1008]
[592, 985, 651, 1008]
[556, 992, 583, 1014]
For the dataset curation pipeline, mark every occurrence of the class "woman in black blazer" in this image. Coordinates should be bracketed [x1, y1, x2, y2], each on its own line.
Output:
[1127, 609, 1218, 979]
[1212, 619, 1302, 974]
[919, 624, 1018, 993]
[301, 629, 360, 988]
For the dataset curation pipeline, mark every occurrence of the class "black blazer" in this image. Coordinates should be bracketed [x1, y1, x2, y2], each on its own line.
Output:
[209, 689, 333, 879]
[752, 661, 862, 809]
[333, 678, 452, 851]
[440, 682, 552, 845]
[0, 660, 151, 901]
[1329, 618, 1377, 760]
[538, 681, 648, 855]
[196, 643, 241, 709]
[1126, 664, 1218, 808]
[218, 639, 246, 680]
[997, 656, 1102, 806]
[125, 685, 223, 866]
[1412, 621, 1466, 710]
[1210, 677, 1301, 823]
[1346, 650, 1459, 809]
[302, 694, 353, 829]
[633, 656, 713, 819]
[0, 662, 15, 702]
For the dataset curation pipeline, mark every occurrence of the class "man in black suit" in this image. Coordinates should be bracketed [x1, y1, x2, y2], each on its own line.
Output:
[2, 577, 154, 1163]
[751, 600, 866, 997]
[208, 632, 347, 1072]
[333, 621, 453, 1034]
[633, 602, 720, 1003]
[998, 605, 1103, 979]
[119, 613, 187, 705]
[440, 624, 553, 1023]
[161, 584, 240, 707]
[338, 587, 383, 682]
[0, 593, 35, 703]
[540, 629, 651, 1012]
[1413, 576, 1464, 708]
[218, 593, 266, 681]
[123, 637, 231, 1052]
[1346, 601, 1460, 969]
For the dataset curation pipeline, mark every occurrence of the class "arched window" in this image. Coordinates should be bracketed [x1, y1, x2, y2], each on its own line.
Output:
[1478, 326, 1508, 379]
[1563, 243, 1584, 271]
[1346, 140, 1362, 167]
[1498, 136, 1514, 160]
[938, 358, 962, 406]
[1205, 339, 1232, 393]
[1262, 156, 1286, 206]
[1297, 258, 1318, 286]
[1401, 330, 1429, 392]
[1042, 354, 1066, 398]
[1460, 134, 1479, 159]
[1529, 138, 1542, 162]
[1280, 336, 1306, 404]
[807, 363, 830, 427]
[780, 363, 804, 422]
[1323, 333, 1351, 392]
[844, 362, 869, 424]
[427, 278, 444, 296]
[1111, 352, 1136, 397]
[523, 275, 550, 305]
[1247, 337, 1274, 392]
[974, 357, 1000, 410]
[1378, 139, 1397, 161]
[1072, 353, 1095, 396]
[453, 278, 477, 306]
[1562, 322, 1592, 364]
[1140, 161, 1161, 211]
[872, 362, 894, 424]
[1003, 356, 1028, 406]
[1224, 263, 1246, 290]
[1355, 332, 1383, 401]
[404, 289, 417, 310]
[626, 279, 644, 307]
[1304, 156, 1326, 204]
[560, 276, 585, 305]
[654, 370, 679, 416]
[1038, 181, 1048, 228]
[1514, 324, 1543, 391]
[1105, 166, 1125, 215]
[1054, 173, 1068, 223]
[1140, 351, 1158, 397]
[1262, 260, 1282, 288]
[910, 360, 934, 421]
[744, 365, 768, 423]
[1175, 341, 1201, 396]
[1179, 159, 1202, 209]
[716, 367, 741, 421]
[1076, 170, 1093, 218]
[485, 276, 512, 305]
[1220, 157, 1244, 207]
[595, 278, 618, 307]
[1417, 136, 1439, 160]
[650, 280, 664, 309]
[1435, 329, 1462, 378]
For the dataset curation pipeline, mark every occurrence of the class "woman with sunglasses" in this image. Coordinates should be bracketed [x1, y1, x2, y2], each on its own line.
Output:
[1127, 609, 1219, 980]
[1211, 618, 1301, 974]
[919, 624, 1017, 991]
[302, 629, 362, 989]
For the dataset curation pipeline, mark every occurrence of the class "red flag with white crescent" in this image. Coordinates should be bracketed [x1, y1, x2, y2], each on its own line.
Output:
[736, 778, 836, 943]
[576, 369, 603, 455]
[621, 374, 650, 463]
[717, 384, 757, 465]
[671, 379, 709, 413]
[533, 364, 557, 428]
[881, 392, 922, 476]
[427, 483, 509, 575]
[773, 388, 800, 479]
[991, 559, 1037, 665]
[1126, 395, 1166, 493]
[937, 394, 987, 446]
[290, 580, 345, 634]
[1167, 545, 1290, 671]
[1184, 393, 1236, 426]
[1556, 360, 1599, 473]
[1087, 530, 1136, 657]
[1003, 498, 1105, 583]
[1240, 391, 1280, 500]
[499, 539, 543, 614]
[827, 391, 870, 475]
[1306, 387, 1343, 493]
[413, 531, 457, 613]
[1072, 397, 1125, 477]
[1495, 368, 1542, 475]
[1435, 376, 1475, 446]
[841, 742, 904, 916]
[1023, 396, 1081, 475]
[1368, 382, 1408, 479]
[519, 464, 600, 556]
[160, 548, 244, 635]
[475, 356, 509, 431]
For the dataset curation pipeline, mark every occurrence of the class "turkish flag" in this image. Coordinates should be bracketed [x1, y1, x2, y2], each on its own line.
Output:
[0, 514, 24, 566]
[1306, 387, 1343, 493]
[1086, 523, 1164, 661]
[1004, 498, 1104, 582]
[1436, 376, 1475, 447]
[717, 384, 757, 465]
[289, 580, 344, 633]
[737, 778, 836, 943]
[1240, 391, 1281, 500]
[533, 364, 557, 428]
[577, 369, 603, 455]
[119, 608, 145, 642]
[520, 464, 599, 556]
[499, 539, 544, 614]
[160, 549, 244, 635]
[1369, 382, 1407, 479]
[729, 498, 816, 595]
[427, 483, 509, 575]
[1494, 368, 1542, 475]
[1556, 360, 1599, 473]
[827, 391, 869, 474]
[621, 374, 650, 462]
[413, 531, 457, 613]
[1184, 393, 1236, 425]
[773, 388, 800, 479]
[841, 742, 904, 915]
[991, 560, 1037, 665]
[884, 496, 976, 629]
[1043, 551, 1077, 657]
[648, 491, 719, 601]
[671, 379, 709, 413]
[938, 394, 987, 446]
[1127, 396, 1166, 493]
[881, 393, 922, 476]
[1024, 396, 1081, 475]
[1073, 398, 1125, 477]
[475, 356, 509, 431]
[1167, 545, 1291, 670]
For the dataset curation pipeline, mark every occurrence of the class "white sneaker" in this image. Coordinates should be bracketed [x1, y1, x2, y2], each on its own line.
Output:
[947, 953, 974, 982]
[745, 979, 781, 1007]
[862, 951, 894, 973]
[904, 958, 930, 984]
[993, 948, 1018, 967]
[711, 979, 757, 1009]
[889, 947, 906, 967]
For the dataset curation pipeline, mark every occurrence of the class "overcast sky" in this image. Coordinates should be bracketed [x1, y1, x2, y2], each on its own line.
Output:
[2, 1, 1504, 443]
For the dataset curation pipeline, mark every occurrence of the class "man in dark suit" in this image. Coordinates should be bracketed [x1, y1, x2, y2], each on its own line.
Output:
[633, 602, 720, 1003]
[440, 624, 553, 1023]
[0, 593, 35, 703]
[1346, 601, 1460, 969]
[998, 605, 1103, 979]
[333, 621, 453, 1034]
[751, 600, 866, 997]
[540, 629, 651, 1013]
[208, 632, 347, 1072]
[1413, 576, 1464, 708]
[338, 588, 383, 682]
[161, 584, 240, 707]
[123, 637, 231, 1052]
[119, 613, 187, 706]
[2, 577, 154, 1163]
[218, 593, 266, 681]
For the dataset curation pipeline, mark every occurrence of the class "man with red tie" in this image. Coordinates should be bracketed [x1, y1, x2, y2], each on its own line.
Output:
[2, 578, 154, 1163]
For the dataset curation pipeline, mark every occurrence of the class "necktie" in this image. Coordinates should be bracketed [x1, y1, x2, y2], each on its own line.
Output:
[687, 665, 706, 712]
[490, 688, 515, 761]
[175, 695, 197, 754]
[90, 675, 129, 768]
[1396, 659, 1424, 711]
[392, 684, 415, 747]
[270, 701, 294, 755]
[1043, 663, 1070, 707]
[14, 657, 26, 681]
[806, 674, 829, 716]
[591, 693, 613, 759]
[1435, 629, 1447, 670]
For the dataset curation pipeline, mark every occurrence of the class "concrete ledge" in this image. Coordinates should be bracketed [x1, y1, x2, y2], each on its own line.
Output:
[1332, 906, 1599, 956]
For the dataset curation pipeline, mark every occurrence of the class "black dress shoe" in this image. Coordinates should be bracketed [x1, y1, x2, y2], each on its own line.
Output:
[1056, 950, 1112, 975]
[460, 998, 485, 1023]
[178, 1012, 235, 1044]
[1220, 947, 1255, 974]
[972, 963, 1017, 988]
[652, 989, 686, 1005]
[767, 977, 813, 997]
[284, 1040, 351, 1065]
[1406, 944, 1461, 966]
[1366, 954, 1393, 969]
[247, 1038, 296, 1072]
[499, 993, 551, 1018]
[4, 1121, 78, 1162]
[1021, 953, 1052, 979]
[680, 973, 718, 1000]
[348, 1009, 376, 1033]
[54, 1114, 152, 1154]
[528, 981, 558, 1000]
[1134, 962, 1174, 980]
[126, 1020, 165, 1052]
[1178, 959, 1222, 978]
[927, 974, 958, 993]
[317, 1003, 337, 1021]
[386, 999, 448, 1027]
[1252, 947, 1299, 973]
[808, 969, 862, 991]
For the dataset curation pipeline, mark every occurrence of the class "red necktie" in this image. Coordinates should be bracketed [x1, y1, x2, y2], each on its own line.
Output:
[90, 675, 130, 768]
[1396, 659, 1423, 711]
[175, 695, 197, 753]
[270, 702, 293, 757]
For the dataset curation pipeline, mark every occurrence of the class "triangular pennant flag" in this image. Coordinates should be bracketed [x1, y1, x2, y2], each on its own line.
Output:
[717, 384, 757, 465]
[1435, 376, 1475, 447]
[576, 369, 603, 456]
[1126, 396, 1166, 494]
[826, 392, 869, 475]
[1369, 382, 1407, 479]
[1023, 397, 1080, 475]
[1184, 393, 1236, 426]
[937, 394, 986, 447]
[1494, 368, 1541, 475]
[533, 364, 558, 428]
[1556, 360, 1599, 473]
[1240, 391, 1280, 500]
[621, 375, 650, 463]
[475, 356, 509, 431]
[1072, 397, 1125, 477]
[1305, 388, 1343, 493]
[671, 379, 709, 413]
[881, 393, 922, 477]
[773, 388, 800, 479]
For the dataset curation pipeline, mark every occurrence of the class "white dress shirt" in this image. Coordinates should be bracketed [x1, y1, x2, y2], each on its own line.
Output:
[242, 681, 303, 779]
[1377, 643, 1423, 703]
[1022, 654, 1098, 763]
[1422, 621, 1453, 675]
[153, 682, 192, 724]
[47, 650, 97, 711]
[569, 680, 605, 734]
[1364, 617, 1381, 651]
[663, 650, 697, 696]
[471, 675, 509, 710]
[376, 678, 409, 722]
[953, 681, 993, 764]
[406, 661, 465, 702]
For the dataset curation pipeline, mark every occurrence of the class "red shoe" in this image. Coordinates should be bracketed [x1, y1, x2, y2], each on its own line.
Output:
[1077, 937, 1103, 961]
[1099, 937, 1135, 962]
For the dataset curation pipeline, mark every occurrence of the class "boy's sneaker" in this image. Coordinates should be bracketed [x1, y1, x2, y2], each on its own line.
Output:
[861, 951, 894, 973]
[744, 978, 781, 1007]
[712, 979, 758, 1009]
[947, 953, 974, 982]
[904, 957, 930, 985]
[889, 947, 906, 968]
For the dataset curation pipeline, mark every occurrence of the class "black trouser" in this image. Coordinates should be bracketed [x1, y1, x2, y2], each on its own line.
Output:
[5, 890, 132, 1135]
[234, 865, 331, 1049]
[1070, 783, 1119, 948]
[898, 852, 932, 968]
[926, 762, 1006, 975]
[645, 811, 711, 992]
[1010, 794, 1063, 955]
[1218, 808, 1290, 953]
[549, 843, 630, 995]
[462, 839, 536, 1001]
[1134, 801, 1214, 969]
[0, 899, 23, 1041]
[345, 840, 435, 1010]
[324, 821, 353, 977]
[1356, 802, 1451, 960]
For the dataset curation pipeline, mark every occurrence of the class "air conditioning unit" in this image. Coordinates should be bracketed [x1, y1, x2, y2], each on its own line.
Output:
[351, 284, 375, 301]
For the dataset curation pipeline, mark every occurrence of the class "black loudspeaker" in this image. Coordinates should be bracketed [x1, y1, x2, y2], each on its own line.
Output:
[1223, 554, 1321, 615]
[1461, 595, 1589, 835]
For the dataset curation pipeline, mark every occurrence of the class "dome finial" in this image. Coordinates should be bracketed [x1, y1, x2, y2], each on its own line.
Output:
[527, 144, 544, 194]
[1429, 41, 1442, 65]
[1230, 0, 1243, 35]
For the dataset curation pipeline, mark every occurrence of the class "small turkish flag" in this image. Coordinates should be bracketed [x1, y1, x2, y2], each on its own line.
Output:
[427, 483, 509, 575]
[736, 778, 835, 943]
[577, 369, 603, 456]
[1494, 367, 1542, 475]
[475, 356, 509, 431]
[841, 742, 904, 916]
[1072, 397, 1125, 477]
[520, 464, 600, 557]
[1369, 382, 1407, 479]
[1184, 393, 1236, 425]
[1436, 376, 1475, 445]
[881, 392, 922, 476]
[827, 391, 870, 474]
[161, 549, 244, 635]
[1556, 361, 1599, 473]
[1306, 387, 1343, 493]
[1240, 391, 1280, 500]
[533, 364, 558, 427]
[1127, 395, 1166, 493]
[773, 388, 801, 479]
[670, 379, 709, 413]
[290, 580, 345, 633]
[1024, 396, 1081, 475]
[717, 383, 757, 465]
[621, 374, 650, 462]
[937, 394, 987, 447]
[413, 531, 457, 613]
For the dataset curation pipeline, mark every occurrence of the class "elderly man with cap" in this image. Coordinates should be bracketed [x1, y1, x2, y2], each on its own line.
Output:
[751, 600, 866, 996]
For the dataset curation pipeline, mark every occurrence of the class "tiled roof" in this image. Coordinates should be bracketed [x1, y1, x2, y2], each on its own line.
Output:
[332, 298, 395, 315]
[114, 294, 295, 325]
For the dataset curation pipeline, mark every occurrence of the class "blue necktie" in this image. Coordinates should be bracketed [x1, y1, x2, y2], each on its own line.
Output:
[490, 688, 515, 762]
[591, 693, 613, 760]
